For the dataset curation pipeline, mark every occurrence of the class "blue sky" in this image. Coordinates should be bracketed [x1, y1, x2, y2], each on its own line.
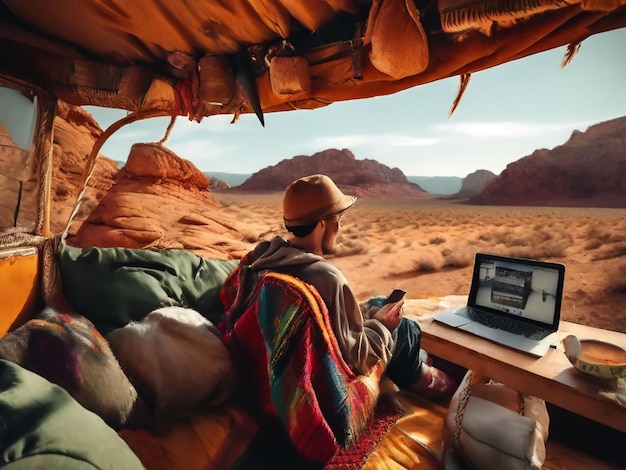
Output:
[87, 28, 625, 178]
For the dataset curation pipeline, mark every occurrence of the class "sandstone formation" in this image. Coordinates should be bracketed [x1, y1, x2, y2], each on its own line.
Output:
[207, 176, 230, 191]
[51, 102, 120, 234]
[452, 170, 496, 199]
[52, 103, 251, 260]
[470, 116, 626, 208]
[235, 148, 431, 199]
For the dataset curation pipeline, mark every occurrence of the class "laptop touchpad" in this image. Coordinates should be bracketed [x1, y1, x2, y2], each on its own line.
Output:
[434, 309, 474, 327]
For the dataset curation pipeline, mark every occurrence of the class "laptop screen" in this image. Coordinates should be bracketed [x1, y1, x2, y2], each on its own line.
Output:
[468, 253, 565, 329]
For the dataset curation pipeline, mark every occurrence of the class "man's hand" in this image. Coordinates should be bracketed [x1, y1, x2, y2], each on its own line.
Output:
[373, 300, 405, 331]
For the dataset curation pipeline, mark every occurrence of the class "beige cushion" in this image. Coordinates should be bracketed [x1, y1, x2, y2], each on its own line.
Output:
[107, 306, 237, 433]
[443, 370, 549, 470]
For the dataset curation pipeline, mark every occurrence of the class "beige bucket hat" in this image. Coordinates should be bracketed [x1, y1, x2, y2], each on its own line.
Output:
[283, 174, 357, 227]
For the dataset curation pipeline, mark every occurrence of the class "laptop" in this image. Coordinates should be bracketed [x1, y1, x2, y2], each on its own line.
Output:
[431, 252, 565, 357]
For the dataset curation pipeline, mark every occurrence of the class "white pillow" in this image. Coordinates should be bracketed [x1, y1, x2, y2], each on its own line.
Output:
[107, 307, 236, 432]
[443, 371, 549, 470]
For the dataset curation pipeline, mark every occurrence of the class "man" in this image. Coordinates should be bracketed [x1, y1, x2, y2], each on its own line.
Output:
[230, 174, 454, 399]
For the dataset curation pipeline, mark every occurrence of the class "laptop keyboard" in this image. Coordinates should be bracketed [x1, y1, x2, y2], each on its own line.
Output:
[459, 307, 551, 340]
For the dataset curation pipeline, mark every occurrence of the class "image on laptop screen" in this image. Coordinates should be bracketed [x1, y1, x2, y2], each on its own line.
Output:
[471, 254, 563, 326]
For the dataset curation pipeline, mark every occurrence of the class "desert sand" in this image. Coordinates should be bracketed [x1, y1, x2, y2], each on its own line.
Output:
[216, 191, 626, 334]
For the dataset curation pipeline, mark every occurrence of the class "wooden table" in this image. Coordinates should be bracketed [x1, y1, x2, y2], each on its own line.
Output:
[404, 299, 626, 434]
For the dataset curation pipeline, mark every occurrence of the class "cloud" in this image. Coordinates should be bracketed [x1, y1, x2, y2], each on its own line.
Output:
[309, 134, 440, 149]
[434, 120, 594, 139]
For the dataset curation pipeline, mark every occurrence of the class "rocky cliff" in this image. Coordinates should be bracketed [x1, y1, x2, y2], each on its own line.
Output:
[236, 148, 431, 198]
[453, 170, 496, 199]
[51, 102, 120, 235]
[52, 103, 251, 259]
[470, 116, 626, 207]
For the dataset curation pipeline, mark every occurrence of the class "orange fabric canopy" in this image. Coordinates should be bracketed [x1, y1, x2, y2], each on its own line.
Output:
[1, 1, 625, 122]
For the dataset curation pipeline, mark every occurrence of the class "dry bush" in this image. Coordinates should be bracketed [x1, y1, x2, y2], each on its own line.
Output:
[384, 235, 398, 244]
[441, 244, 475, 268]
[385, 212, 411, 230]
[585, 220, 626, 258]
[584, 238, 603, 250]
[340, 225, 356, 237]
[505, 241, 570, 259]
[333, 237, 369, 257]
[473, 225, 571, 259]
[429, 236, 446, 245]
[592, 243, 626, 261]
[413, 251, 442, 272]
[607, 261, 626, 293]
[357, 221, 374, 232]
[477, 232, 494, 243]
[585, 225, 611, 241]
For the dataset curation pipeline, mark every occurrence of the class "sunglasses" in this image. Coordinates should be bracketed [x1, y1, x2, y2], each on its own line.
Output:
[323, 213, 344, 226]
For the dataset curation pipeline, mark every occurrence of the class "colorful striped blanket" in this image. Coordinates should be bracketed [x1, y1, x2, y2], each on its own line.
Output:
[220, 268, 382, 464]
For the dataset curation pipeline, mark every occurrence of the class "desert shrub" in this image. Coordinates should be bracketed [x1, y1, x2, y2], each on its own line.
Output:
[478, 225, 571, 258]
[607, 261, 626, 293]
[413, 252, 442, 272]
[333, 239, 368, 257]
[584, 239, 603, 250]
[584, 225, 613, 246]
[380, 244, 395, 254]
[388, 213, 410, 230]
[429, 236, 446, 245]
[490, 229, 510, 245]
[585, 224, 604, 238]
[441, 245, 474, 268]
[592, 243, 626, 261]
[341, 226, 355, 236]
[506, 238, 570, 259]
[504, 231, 533, 247]
[384, 234, 398, 244]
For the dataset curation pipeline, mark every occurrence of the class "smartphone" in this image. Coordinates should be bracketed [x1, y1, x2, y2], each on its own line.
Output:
[383, 288, 406, 305]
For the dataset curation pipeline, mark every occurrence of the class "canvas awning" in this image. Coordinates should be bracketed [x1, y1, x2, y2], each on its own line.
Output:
[1, 0, 625, 124]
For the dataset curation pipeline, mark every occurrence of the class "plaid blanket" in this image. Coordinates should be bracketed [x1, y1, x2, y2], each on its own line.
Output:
[221, 268, 382, 464]
[0, 306, 150, 430]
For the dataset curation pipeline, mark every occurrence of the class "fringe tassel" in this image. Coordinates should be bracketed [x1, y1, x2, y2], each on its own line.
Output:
[561, 41, 581, 68]
[157, 115, 177, 145]
[449, 73, 472, 117]
[440, 0, 574, 33]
